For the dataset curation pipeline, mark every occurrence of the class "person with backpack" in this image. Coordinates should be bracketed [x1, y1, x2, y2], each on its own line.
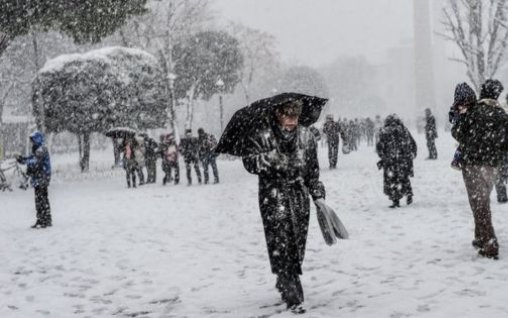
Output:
[376, 114, 417, 208]
[452, 79, 508, 259]
[197, 128, 219, 184]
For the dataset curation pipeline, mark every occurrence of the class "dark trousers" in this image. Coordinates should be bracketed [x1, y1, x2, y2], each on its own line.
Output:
[426, 138, 438, 159]
[327, 139, 339, 168]
[462, 165, 498, 251]
[162, 161, 180, 185]
[35, 186, 51, 226]
[185, 158, 202, 185]
[125, 160, 138, 188]
[146, 159, 157, 183]
[201, 154, 219, 184]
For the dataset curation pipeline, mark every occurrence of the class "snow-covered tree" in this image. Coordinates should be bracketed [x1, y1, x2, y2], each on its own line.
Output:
[227, 23, 280, 104]
[278, 66, 329, 98]
[114, 0, 212, 134]
[0, 0, 149, 58]
[32, 47, 166, 172]
[173, 30, 243, 129]
[442, 0, 508, 91]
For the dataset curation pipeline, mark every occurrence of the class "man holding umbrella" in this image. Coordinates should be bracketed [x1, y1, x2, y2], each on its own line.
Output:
[219, 93, 332, 313]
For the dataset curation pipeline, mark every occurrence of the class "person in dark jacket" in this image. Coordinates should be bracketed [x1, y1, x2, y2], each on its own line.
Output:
[451, 80, 508, 259]
[197, 128, 219, 184]
[475, 83, 508, 203]
[17, 131, 52, 228]
[322, 115, 344, 169]
[142, 134, 159, 184]
[180, 129, 202, 185]
[376, 115, 417, 208]
[242, 100, 327, 313]
[424, 108, 438, 159]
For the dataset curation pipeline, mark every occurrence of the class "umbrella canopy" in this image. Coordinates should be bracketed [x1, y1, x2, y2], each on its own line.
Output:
[105, 127, 138, 139]
[215, 92, 328, 157]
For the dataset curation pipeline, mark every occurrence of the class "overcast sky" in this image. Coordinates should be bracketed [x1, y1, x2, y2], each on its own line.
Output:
[214, 0, 415, 67]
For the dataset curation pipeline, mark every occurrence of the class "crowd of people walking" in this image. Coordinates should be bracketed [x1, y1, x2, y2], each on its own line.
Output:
[119, 128, 219, 188]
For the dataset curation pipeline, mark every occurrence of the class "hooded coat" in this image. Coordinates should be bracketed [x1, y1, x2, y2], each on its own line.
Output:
[242, 124, 325, 275]
[452, 99, 508, 166]
[20, 131, 51, 188]
[376, 118, 417, 200]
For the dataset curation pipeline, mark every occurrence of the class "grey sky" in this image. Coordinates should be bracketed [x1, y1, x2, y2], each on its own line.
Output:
[214, 0, 414, 67]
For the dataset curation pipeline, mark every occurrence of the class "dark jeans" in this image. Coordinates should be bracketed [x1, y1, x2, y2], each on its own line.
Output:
[426, 138, 438, 159]
[185, 158, 202, 185]
[146, 159, 157, 183]
[327, 139, 339, 168]
[201, 154, 219, 184]
[162, 161, 180, 185]
[462, 165, 498, 252]
[35, 186, 51, 226]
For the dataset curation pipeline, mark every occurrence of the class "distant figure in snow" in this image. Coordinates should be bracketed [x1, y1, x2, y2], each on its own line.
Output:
[197, 128, 219, 184]
[142, 134, 159, 184]
[159, 133, 180, 185]
[134, 135, 146, 185]
[424, 108, 438, 159]
[376, 114, 417, 208]
[179, 129, 202, 185]
[121, 136, 140, 188]
[17, 131, 52, 228]
[242, 99, 327, 312]
[322, 114, 344, 169]
[451, 79, 508, 259]
[365, 117, 375, 147]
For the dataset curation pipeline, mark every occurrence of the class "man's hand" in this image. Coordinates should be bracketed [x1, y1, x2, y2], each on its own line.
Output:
[258, 149, 288, 171]
[15, 154, 24, 164]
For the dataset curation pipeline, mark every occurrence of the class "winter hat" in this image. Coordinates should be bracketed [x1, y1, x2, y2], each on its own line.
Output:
[479, 79, 504, 100]
[453, 82, 476, 107]
[197, 128, 205, 135]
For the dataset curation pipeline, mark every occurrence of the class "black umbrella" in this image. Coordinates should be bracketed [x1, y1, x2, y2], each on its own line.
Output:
[215, 92, 328, 157]
[105, 127, 138, 139]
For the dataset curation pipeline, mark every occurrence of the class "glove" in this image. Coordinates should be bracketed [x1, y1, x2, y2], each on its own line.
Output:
[376, 160, 383, 170]
[258, 149, 288, 172]
[16, 155, 24, 164]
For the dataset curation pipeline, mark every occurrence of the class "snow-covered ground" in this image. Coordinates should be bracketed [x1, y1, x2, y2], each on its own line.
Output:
[2, 132, 508, 318]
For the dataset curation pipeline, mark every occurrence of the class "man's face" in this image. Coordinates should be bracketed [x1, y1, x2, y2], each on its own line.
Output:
[276, 111, 299, 131]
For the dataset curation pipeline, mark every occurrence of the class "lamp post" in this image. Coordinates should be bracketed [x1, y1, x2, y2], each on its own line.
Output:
[216, 78, 225, 132]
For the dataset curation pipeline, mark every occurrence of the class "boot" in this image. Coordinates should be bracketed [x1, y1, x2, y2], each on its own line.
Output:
[406, 195, 413, 205]
[478, 239, 499, 260]
[472, 239, 482, 249]
[389, 199, 400, 208]
[31, 220, 43, 229]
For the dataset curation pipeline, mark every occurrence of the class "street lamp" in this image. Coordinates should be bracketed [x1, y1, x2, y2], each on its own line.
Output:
[216, 78, 225, 132]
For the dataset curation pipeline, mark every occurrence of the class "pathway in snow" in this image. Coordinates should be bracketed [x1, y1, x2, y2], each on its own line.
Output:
[1, 133, 508, 318]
